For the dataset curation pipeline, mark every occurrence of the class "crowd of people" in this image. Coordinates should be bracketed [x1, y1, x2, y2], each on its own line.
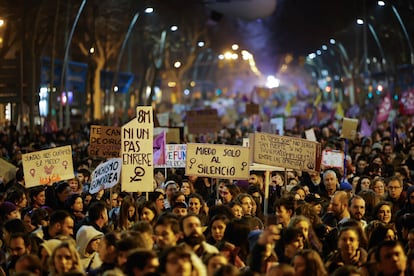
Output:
[0, 118, 413, 275]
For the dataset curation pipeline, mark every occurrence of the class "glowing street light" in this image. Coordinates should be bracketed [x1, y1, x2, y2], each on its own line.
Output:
[174, 61, 181, 68]
[144, 7, 154, 14]
[89, 47, 95, 54]
[170, 25, 178, 32]
[329, 38, 336, 45]
[232, 44, 239, 50]
[356, 18, 364, 25]
[377, 1, 385, 6]
[0, 19, 4, 27]
[197, 41, 205, 47]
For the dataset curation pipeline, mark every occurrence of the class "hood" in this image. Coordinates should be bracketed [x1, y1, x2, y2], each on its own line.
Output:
[41, 239, 62, 256]
[76, 225, 103, 257]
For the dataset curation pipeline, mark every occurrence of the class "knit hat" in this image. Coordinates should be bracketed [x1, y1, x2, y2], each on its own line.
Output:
[339, 180, 353, 191]
[0, 201, 17, 215]
[40, 239, 62, 256]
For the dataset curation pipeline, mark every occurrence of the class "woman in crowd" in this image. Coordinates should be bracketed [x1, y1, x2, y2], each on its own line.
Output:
[180, 179, 195, 199]
[219, 183, 240, 205]
[288, 215, 323, 254]
[227, 201, 243, 219]
[65, 194, 85, 230]
[28, 186, 46, 210]
[5, 187, 27, 212]
[48, 241, 83, 276]
[137, 200, 159, 226]
[325, 226, 367, 274]
[116, 195, 137, 231]
[293, 249, 328, 276]
[370, 177, 386, 199]
[367, 222, 397, 249]
[206, 214, 230, 245]
[188, 193, 208, 225]
[68, 177, 83, 195]
[373, 201, 394, 225]
[355, 176, 372, 195]
[148, 191, 165, 214]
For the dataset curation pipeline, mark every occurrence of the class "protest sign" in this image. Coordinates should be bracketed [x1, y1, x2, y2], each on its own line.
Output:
[165, 144, 186, 168]
[22, 145, 74, 188]
[0, 158, 16, 183]
[321, 150, 344, 169]
[253, 133, 321, 172]
[121, 106, 154, 192]
[89, 158, 122, 194]
[186, 143, 250, 179]
[89, 125, 121, 158]
[186, 109, 221, 134]
[341, 118, 359, 140]
[305, 128, 317, 141]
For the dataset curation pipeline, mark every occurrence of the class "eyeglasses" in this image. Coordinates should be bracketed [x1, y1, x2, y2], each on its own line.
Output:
[388, 186, 401, 190]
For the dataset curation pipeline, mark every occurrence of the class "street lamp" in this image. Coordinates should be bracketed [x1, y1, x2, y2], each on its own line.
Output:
[377, 1, 414, 64]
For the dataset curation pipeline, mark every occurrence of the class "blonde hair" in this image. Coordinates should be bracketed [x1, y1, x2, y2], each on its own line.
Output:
[48, 241, 83, 275]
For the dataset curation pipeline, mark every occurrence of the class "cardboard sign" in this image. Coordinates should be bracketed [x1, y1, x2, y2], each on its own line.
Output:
[186, 109, 221, 134]
[305, 128, 317, 141]
[321, 150, 344, 169]
[246, 103, 260, 116]
[22, 146, 74, 188]
[0, 158, 16, 183]
[165, 144, 186, 168]
[89, 125, 121, 158]
[253, 133, 321, 172]
[121, 106, 154, 192]
[186, 143, 250, 179]
[342, 117, 359, 140]
[90, 158, 122, 194]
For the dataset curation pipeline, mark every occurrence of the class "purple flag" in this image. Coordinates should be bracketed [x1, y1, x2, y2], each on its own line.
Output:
[153, 132, 166, 166]
[360, 118, 372, 138]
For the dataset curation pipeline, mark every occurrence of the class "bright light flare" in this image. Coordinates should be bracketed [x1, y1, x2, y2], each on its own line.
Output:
[377, 1, 385, 6]
[308, 53, 316, 59]
[145, 7, 154, 14]
[356, 18, 364, 25]
[232, 44, 239, 50]
[224, 51, 233, 60]
[329, 38, 336, 45]
[170, 25, 178, 32]
[0, 19, 4, 27]
[197, 41, 205, 47]
[174, 61, 181, 68]
[266, 76, 280, 88]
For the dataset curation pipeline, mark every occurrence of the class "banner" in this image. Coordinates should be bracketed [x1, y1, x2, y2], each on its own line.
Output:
[186, 143, 250, 179]
[22, 146, 74, 188]
[89, 158, 122, 194]
[377, 94, 392, 123]
[121, 106, 154, 192]
[89, 125, 121, 158]
[253, 133, 321, 172]
[165, 144, 186, 168]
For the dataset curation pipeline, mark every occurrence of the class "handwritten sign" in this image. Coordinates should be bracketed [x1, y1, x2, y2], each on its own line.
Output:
[0, 158, 16, 183]
[22, 145, 74, 188]
[89, 125, 121, 158]
[89, 158, 122, 194]
[342, 118, 359, 140]
[121, 106, 154, 192]
[186, 109, 221, 134]
[186, 143, 250, 179]
[253, 133, 322, 172]
[166, 144, 186, 168]
[321, 150, 344, 169]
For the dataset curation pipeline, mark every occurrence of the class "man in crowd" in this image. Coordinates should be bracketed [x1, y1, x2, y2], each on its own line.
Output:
[349, 195, 367, 228]
[179, 214, 218, 259]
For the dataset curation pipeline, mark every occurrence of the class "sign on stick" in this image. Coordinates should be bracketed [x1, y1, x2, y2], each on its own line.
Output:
[253, 133, 321, 172]
[121, 106, 154, 192]
[22, 146, 74, 188]
[186, 143, 250, 179]
[88, 125, 121, 158]
[89, 158, 122, 194]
